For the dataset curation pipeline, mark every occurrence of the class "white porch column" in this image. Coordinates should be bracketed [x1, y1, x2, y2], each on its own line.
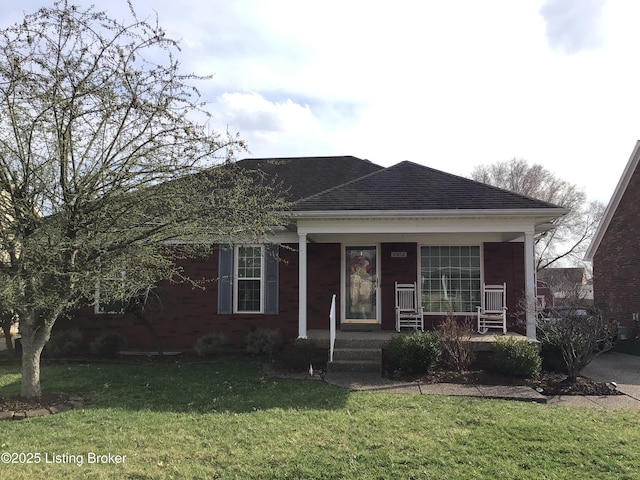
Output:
[298, 233, 308, 338]
[524, 230, 536, 341]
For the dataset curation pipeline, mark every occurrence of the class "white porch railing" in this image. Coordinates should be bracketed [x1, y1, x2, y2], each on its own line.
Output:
[329, 294, 336, 363]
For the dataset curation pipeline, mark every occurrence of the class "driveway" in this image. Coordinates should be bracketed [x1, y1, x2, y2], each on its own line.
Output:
[582, 352, 640, 400]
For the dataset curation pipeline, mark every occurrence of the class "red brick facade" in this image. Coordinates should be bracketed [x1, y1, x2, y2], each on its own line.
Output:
[483, 242, 526, 333]
[307, 243, 341, 329]
[380, 243, 418, 330]
[593, 164, 640, 337]
[58, 241, 526, 350]
[61, 246, 300, 351]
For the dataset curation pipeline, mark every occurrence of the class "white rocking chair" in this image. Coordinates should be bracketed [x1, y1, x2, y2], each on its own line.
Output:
[476, 283, 507, 334]
[395, 282, 424, 332]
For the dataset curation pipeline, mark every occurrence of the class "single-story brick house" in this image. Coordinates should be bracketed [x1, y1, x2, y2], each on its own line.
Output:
[61, 156, 566, 350]
[586, 141, 640, 339]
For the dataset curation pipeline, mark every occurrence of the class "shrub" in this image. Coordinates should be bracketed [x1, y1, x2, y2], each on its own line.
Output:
[246, 328, 283, 359]
[90, 332, 125, 358]
[540, 343, 567, 373]
[194, 332, 227, 357]
[44, 329, 84, 358]
[492, 337, 541, 378]
[280, 338, 320, 371]
[385, 331, 442, 375]
[537, 307, 611, 381]
[89, 332, 124, 358]
[437, 316, 475, 371]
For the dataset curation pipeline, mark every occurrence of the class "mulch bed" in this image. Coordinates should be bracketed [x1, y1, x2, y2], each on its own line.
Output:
[0, 394, 70, 413]
[418, 369, 622, 396]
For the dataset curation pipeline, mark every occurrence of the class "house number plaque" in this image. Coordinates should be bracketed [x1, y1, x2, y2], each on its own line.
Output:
[391, 252, 407, 258]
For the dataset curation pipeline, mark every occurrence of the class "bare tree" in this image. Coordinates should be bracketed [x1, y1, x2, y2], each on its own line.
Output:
[0, 1, 288, 398]
[471, 159, 605, 270]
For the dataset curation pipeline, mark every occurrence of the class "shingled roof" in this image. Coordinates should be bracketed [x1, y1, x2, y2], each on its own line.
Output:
[292, 161, 562, 212]
[236, 156, 383, 202]
[236, 157, 562, 212]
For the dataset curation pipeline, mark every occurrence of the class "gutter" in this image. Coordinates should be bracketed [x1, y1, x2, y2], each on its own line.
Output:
[290, 208, 568, 219]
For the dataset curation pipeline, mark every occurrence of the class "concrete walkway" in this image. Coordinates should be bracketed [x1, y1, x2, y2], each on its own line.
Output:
[324, 373, 549, 403]
[323, 352, 640, 409]
[581, 352, 640, 401]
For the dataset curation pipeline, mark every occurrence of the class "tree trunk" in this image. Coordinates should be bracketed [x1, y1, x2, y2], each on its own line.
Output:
[21, 339, 44, 398]
[19, 311, 53, 398]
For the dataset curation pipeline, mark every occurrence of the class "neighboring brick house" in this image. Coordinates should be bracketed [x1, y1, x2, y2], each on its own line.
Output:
[59, 156, 566, 350]
[586, 141, 640, 339]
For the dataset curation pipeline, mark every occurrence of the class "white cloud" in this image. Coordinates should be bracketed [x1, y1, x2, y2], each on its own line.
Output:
[213, 91, 333, 157]
[540, 0, 607, 54]
[2, 0, 638, 203]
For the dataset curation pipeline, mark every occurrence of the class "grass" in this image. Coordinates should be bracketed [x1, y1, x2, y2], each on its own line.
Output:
[1, 361, 640, 479]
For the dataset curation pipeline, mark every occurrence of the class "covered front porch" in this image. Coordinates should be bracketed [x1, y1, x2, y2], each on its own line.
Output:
[291, 220, 540, 341]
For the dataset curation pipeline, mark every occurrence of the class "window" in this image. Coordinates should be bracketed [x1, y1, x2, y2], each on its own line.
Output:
[420, 246, 481, 313]
[234, 245, 264, 313]
[95, 271, 126, 314]
[218, 244, 279, 315]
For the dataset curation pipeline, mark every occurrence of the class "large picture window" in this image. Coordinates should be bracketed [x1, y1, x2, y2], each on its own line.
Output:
[234, 245, 264, 313]
[420, 246, 481, 313]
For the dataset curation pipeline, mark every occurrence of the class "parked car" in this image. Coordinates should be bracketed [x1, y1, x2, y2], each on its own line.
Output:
[537, 306, 618, 352]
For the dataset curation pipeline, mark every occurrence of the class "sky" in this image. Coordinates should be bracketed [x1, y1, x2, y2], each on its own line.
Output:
[3, 0, 640, 204]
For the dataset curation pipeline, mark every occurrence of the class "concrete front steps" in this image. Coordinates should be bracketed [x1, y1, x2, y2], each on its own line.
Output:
[326, 336, 387, 374]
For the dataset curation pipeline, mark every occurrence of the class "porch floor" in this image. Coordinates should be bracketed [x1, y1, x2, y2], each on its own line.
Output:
[307, 329, 527, 352]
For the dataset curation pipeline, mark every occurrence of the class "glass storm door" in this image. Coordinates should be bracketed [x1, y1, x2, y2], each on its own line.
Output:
[345, 246, 378, 322]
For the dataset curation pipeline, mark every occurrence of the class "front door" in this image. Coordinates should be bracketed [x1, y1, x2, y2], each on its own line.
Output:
[344, 246, 378, 323]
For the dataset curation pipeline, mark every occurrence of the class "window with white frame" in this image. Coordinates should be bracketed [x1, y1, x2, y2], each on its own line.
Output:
[420, 246, 481, 313]
[95, 270, 126, 314]
[234, 245, 264, 313]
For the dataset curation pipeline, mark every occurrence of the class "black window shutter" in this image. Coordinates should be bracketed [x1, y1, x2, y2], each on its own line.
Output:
[217, 246, 234, 314]
[264, 244, 279, 315]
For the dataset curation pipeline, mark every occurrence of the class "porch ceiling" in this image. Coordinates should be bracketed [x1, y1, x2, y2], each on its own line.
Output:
[292, 213, 557, 241]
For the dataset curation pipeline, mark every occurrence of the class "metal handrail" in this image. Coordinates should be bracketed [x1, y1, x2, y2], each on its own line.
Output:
[329, 294, 336, 363]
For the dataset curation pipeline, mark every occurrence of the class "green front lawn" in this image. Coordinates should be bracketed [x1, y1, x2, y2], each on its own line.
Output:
[1, 362, 639, 479]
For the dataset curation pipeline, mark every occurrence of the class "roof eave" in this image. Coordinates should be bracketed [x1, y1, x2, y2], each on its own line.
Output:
[291, 208, 568, 219]
[584, 140, 640, 262]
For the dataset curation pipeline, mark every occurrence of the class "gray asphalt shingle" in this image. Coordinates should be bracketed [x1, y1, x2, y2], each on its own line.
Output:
[239, 157, 560, 212]
[237, 156, 382, 202]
